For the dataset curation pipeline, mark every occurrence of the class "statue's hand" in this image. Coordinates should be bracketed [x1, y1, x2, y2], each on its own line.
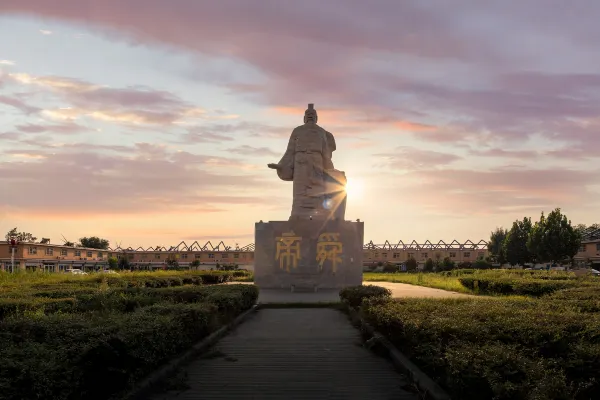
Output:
[267, 163, 281, 170]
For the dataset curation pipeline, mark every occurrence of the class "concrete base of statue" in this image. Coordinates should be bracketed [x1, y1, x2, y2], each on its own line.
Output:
[254, 218, 364, 290]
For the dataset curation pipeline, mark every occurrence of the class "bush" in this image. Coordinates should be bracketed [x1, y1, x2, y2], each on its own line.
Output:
[459, 277, 579, 296]
[405, 257, 417, 272]
[198, 271, 233, 284]
[0, 284, 259, 399]
[339, 285, 391, 308]
[382, 263, 398, 273]
[472, 259, 493, 270]
[424, 258, 435, 272]
[361, 297, 600, 400]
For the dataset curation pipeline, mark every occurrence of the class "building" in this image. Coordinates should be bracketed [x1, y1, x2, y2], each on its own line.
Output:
[1, 238, 489, 272]
[0, 242, 111, 272]
[363, 239, 489, 266]
[574, 227, 600, 267]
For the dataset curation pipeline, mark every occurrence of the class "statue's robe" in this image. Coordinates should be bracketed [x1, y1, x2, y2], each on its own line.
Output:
[276, 122, 335, 218]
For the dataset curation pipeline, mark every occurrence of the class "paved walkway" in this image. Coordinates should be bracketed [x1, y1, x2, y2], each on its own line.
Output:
[152, 309, 417, 399]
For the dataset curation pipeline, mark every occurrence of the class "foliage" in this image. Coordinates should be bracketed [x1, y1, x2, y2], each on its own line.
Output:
[361, 295, 600, 400]
[503, 217, 534, 266]
[488, 227, 508, 264]
[472, 259, 493, 270]
[528, 208, 581, 264]
[382, 262, 398, 273]
[118, 256, 131, 270]
[339, 285, 392, 308]
[405, 257, 417, 272]
[0, 271, 258, 399]
[107, 256, 118, 270]
[4, 227, 37, 243]
[78, 236, 110, 250]
[424, 258, 435, 272]
[165, 254, 179, 268]
[190, 259, 201, 268]
[437, 257, 455, 272]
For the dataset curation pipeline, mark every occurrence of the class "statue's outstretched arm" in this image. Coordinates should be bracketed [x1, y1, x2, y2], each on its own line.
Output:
[268, 129, 296, 181]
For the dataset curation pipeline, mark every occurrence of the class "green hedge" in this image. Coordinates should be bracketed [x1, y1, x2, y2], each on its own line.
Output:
[361, 297, 600, 400]
[0, 284, 259, 320]
[0, 284, 259, 400]
[339, 285, 391, 308]
[459, 277, 580, 296]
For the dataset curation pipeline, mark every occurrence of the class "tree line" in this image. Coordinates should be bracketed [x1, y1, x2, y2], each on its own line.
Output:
[487, 208, 595, 267]
[4, 228, 110, 250]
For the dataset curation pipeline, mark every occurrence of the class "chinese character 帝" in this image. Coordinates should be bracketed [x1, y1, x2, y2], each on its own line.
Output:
[275, 231, 302, 272]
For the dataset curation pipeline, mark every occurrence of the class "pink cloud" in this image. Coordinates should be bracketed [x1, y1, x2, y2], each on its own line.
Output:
[399, 167, 600, 216]
[0, 144, 274, 216]
[375, 147, 462, 170]
[0, 94, 40, 113]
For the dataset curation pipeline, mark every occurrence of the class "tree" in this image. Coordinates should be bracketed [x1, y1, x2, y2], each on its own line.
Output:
[439, 257, 455, 271]
[108, 256, 118, 270]
[488, 227, 508, 264]
[424, 258, 435, 272]
[528, 208, 581, 265]
[405, 257, 417, 272]
[166, 254, 179, 268]
[472, 259, 493, 270]
[503, 217, 534, 267]
[5, 227, 37, 243]
[118, 256, 130, 270]
[79, 237, 110, 250]
[190, 259, 201, 269]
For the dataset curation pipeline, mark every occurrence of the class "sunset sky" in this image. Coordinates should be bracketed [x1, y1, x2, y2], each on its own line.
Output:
[1, 1, 599, 249]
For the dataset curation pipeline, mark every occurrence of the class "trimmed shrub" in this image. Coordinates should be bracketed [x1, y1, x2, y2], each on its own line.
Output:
[459, 277, 579, 296]
[339, 285, 392, 308]
[0, 284, 259, 399]
[361, 297, 600, 400]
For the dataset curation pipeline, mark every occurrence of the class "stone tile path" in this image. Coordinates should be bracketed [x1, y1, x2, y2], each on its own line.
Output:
[152, 309, 417, 399]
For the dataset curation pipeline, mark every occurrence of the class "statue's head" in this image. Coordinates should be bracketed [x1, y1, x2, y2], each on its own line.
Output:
[304, 103, 318, 124]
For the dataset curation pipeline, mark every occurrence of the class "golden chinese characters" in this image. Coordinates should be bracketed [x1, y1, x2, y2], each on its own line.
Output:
[316, 232, 343, 273]
[275, 231, 302, 272]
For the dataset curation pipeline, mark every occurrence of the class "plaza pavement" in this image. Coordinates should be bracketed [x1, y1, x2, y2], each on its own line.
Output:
[151, 308, 418, 399]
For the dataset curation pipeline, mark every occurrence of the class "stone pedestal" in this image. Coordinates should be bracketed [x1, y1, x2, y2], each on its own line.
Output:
[254, 219, 364, 290]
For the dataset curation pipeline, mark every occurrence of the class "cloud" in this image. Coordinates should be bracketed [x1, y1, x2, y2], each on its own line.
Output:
[227, 145, 278, 157]
[16, 122, 87, 134]
[0, 60, 15, 65]
[0, 143, 274, 216]
[398, 167, 600, 216]
[5, 71, 225, 126]
[39, 29, 52, 35]
[0, 94, 41, 114]
[177, 130, 234, 144]
[375, 146, 462, 170]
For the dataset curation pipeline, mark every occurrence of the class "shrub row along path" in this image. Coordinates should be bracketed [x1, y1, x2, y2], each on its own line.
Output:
[151, 308, 417, 399]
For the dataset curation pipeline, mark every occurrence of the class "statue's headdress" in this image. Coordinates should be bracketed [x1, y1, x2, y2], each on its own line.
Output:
[304, 103, 318, 123]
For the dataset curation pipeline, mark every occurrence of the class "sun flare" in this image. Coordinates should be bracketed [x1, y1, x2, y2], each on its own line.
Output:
[344, 178, 363, 198]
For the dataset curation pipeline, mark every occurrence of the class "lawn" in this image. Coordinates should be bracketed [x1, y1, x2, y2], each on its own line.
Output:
[363, 271, 471, 293]
[0, 270, 258, 400]
[341, 280, 600, 400]
[363, 269, 599, 296]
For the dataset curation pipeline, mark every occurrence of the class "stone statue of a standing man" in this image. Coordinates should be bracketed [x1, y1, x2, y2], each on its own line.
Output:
[268, 104, 347, 220]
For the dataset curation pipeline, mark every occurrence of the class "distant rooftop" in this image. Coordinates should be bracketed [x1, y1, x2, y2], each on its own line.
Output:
[582, 228, 600, 241]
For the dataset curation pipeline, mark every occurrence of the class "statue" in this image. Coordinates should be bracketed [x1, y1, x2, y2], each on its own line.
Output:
[268, 104, 347, 220]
